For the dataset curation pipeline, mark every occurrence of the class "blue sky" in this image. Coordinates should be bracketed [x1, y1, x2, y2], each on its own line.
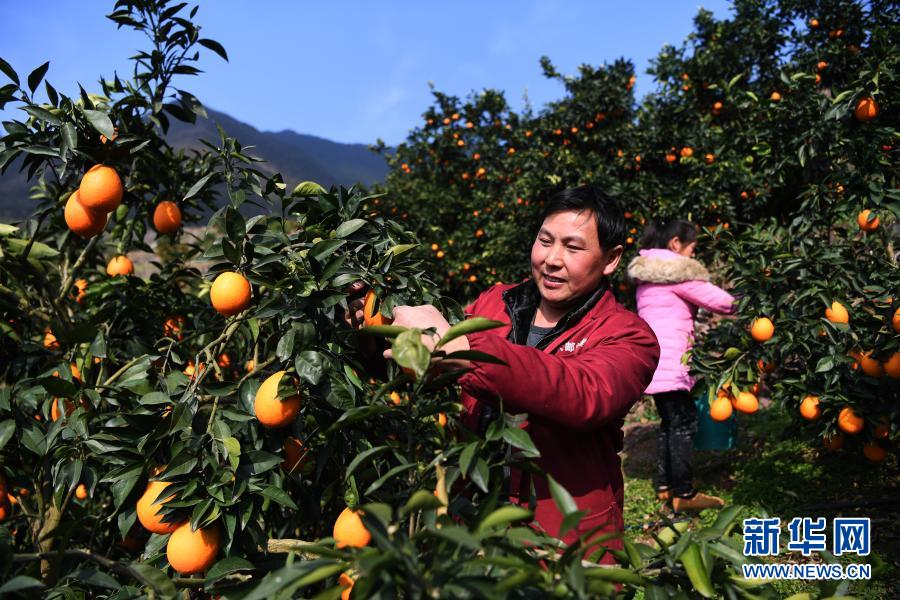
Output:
[0, 1, 731, 145]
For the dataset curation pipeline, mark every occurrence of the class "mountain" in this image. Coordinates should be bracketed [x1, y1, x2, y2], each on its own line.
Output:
[0, 108, 390, 220]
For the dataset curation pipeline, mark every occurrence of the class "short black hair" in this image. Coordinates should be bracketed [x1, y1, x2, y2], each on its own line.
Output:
[639, 219, 698, 249]
[540, 184, 626, 250]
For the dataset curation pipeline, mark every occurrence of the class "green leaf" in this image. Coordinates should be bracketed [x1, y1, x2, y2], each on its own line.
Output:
[0, 420, 15, 451]
[547, 475, 578, 516]
[345, 445, 389, 479]
[129, 563, 176, 597]
[0, 576, 44, 595]
[402, 489, 445, 515]
[82, 109, 114, 138]
[437, 317, 506, 349]
[476, 505, 532, 534]
[21, 105, 61, 126]
[430, 525, 481, 550]
[292, 181, 326, 197]
[364, 462, 416, 495]
[183, 173, 215, 201]
[294, 351, 325, 386]
[61, 122, 77, 153]
[681, 542, 715, 598]
[501, 426, 540, 457]
[198, 38, 229, 61]
[259, 485, 298, 509]
[391, 329, 431, 378]
[335, 219, 366, 238]
[27, 61, 50, 93]
[0, 57, 19, 85]
[815, 356, 834, 373]
[205, 557, 254, 585]
[385, 243, 417, 257]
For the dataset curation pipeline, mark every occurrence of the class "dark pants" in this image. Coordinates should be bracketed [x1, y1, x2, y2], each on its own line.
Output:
[652, 390, 698, 498]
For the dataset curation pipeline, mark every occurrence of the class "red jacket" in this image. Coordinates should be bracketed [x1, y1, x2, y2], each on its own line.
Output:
[458, 280, 659, 560]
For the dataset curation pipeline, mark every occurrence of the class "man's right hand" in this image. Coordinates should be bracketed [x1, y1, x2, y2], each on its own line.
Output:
[343, 280, 368, 328]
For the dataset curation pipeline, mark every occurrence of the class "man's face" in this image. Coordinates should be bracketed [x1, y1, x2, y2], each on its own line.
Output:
[530, 209, 623, 309]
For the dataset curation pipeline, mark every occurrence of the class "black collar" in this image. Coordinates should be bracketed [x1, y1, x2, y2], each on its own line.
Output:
[501, 278, 609, 350]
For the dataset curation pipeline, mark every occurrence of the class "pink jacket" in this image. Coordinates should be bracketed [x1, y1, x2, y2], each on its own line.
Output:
[627, 248, 736, 394]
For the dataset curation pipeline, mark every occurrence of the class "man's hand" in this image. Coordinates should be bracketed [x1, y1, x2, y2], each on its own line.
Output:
[383, 304, 471, 369]
[343, 281, 368, 328]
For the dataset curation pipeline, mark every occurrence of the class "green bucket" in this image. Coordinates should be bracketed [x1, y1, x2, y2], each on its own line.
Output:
[694, 392, 737, 450]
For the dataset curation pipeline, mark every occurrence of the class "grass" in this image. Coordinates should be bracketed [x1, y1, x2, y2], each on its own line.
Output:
[621, 398, 899, 599]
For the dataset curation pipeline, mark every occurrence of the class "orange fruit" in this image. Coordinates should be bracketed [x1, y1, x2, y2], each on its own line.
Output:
[862, 443, 886, 462]
[799, 395, 821, 420]
[816, 61, 828, 71]
[665, 153, 677, 163]
[210, 272, 252, 316]
[436, 412, 448, 427]
[0, 473, 6, 501]
[166, 523, 220, 575]
[339, 572, 354, 600]
[74, 278, 88, 302]
[854, 97, 879, 122]
[882, 352, 900, 379]
[136, 480, 179, 534]
[245, 360, 255, 373]
[389, 391, 402, 406]
[0, 499, 9, 522]
[822, 432, 843, 450]
[65, 191, 107, 238]
[757, 359, 776, 374]
[333, 507, 371, 548]
[216, 353, 231, 369]
[709, 396, 733, 422]
[770, 91, 782, 102]
[254, 371, 302, 428]
[362, 289, 392, 326]
[893, 308, 900, 333]
[152, 201, 182, 234]
[51, 398, 84, 421]
[680, 146, 693, 158]
[78, 165, 123, 212]
[75, 483, 88, 500]
[824, 301, 849, 324]
[809, 18, 819, 27]
[733, 391, 759, 414]
[856, 209, 879, 232]
[858, 351, 883, 378]
[704, 153, 715, 164]
[163, 315, 186, 340]
[106, 255, 134, 277]
[837, 407, 864, 435]
[282, 437, 307, 472]
[43, 329, 60, 350]
[750, 317, 775, 342]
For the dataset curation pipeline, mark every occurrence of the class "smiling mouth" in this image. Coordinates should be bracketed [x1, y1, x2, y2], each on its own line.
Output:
[543, 273, 566, 283]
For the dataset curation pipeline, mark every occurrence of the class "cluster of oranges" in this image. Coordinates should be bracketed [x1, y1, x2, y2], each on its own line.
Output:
[63, 163, 184, 278]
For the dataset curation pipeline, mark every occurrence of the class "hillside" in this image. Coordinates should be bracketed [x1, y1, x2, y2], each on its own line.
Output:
[0, 108, 389, 220]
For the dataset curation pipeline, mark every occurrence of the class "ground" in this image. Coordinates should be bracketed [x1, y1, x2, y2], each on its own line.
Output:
[621, 396, 899, 598]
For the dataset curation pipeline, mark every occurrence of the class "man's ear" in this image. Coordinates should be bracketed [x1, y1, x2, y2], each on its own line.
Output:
[602, 245, 625, 276]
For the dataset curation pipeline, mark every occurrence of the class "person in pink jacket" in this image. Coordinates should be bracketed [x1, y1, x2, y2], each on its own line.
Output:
[627, 219, 736, 512]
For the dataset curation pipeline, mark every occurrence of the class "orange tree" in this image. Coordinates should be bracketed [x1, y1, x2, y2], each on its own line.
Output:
[0, 1, 802, 598]
[379, 0, 898, 463]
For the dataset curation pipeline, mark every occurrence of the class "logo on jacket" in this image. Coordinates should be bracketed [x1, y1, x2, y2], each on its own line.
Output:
[561, 338, 588, 353]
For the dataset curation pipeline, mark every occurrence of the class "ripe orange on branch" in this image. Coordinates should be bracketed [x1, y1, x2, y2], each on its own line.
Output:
[210, 271, 251, 316]
[856, 209, 879, 231]
[362, 289, 392, 326]
[152, 201, 182, 234]
[254, 371, 302, 428]
[837, 407, 863, 435]
[282, 436, 308, 472]
[64, 191, 107, 238]
[799, 395, 821, 420]
[333, 507, 371, 548]
[853, 96, 879, 122]
[709, 395, 733, 421]
[106, 255, 134, 277]
[136, 480, 179, 534]
[824, 301, 849, 324]
[750, 317, 774, 342]
[166, 523, 220, 575]
[733, 391, 759, 414]
[78, 165, 123, 212]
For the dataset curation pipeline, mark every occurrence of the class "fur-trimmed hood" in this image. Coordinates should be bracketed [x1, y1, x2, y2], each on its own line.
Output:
[626, 248, 710, 284]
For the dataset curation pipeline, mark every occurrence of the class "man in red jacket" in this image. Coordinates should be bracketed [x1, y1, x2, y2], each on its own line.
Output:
[355, 184, 660, 561]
